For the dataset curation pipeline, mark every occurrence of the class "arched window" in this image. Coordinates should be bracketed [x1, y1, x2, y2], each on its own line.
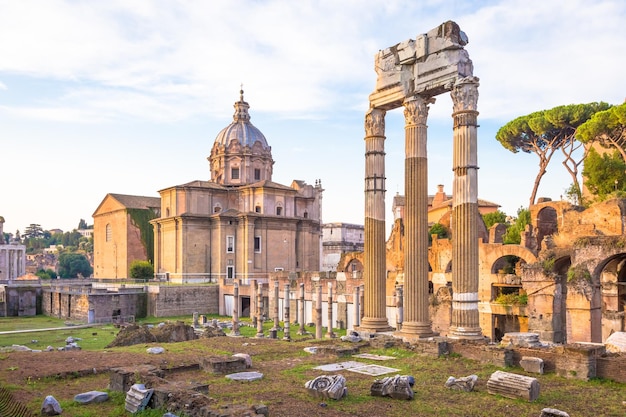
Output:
[105, 224, 112, 242]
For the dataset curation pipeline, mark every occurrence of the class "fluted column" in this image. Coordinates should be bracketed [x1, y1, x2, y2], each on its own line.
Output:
[449, 76, 483, 339]
[361, 107, 392, 332]
[397, 95, 436, 339]
[230, 282, 240, 336]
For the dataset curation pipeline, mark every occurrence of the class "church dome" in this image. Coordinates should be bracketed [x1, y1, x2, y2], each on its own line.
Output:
[209, 89, 274, 185]
[214, 90, 270, 150]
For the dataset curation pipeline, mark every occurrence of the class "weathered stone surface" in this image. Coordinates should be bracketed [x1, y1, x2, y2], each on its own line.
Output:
[232, 353, 252, 368]
[540, 408, 570, 417]
[146, 346, 165, 354]
[305, 374, 347, 400]
[605, 332, 626, 353]
[500, 332, 542, 348]
[370, 375, 415, 400]
[487, 370, 539, 401]
[74, 390, 109, 404]
[125, 383, 154, 413]
[41, 395, 62, 415]
[520, 356, 544, 374]
[201, 355, 247, 374]
[226, 371, 264, 382]
[444, 374, 478, 392]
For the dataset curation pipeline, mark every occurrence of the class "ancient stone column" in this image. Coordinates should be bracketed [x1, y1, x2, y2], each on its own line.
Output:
[283, 283, 291, 340]
[256, 283, 265, 338]
[326, 282, 335, 338]
[251, 280, 258, 327]
[298, 282, 306, 335]
[361, 107, 391, 332]
[395, 285, 403, 331]
[271, 279, 280, 337]
[231, 282, 240, 336]
[449, 76, 483, 340]
[315, 283, 323, 339]
[353, 285, 361, 329]
[397, 95, 436, 339]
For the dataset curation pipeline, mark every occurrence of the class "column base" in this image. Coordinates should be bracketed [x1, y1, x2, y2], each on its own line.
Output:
[395, 321, 438, 340]
[447, 326, 485, 340]
[356, 317, 393, 333]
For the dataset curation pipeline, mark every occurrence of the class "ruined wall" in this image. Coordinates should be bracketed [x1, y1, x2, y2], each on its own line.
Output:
[147, 285, 219, 317]
[3, 286, 41, 316]
[42, 288, 147, 321]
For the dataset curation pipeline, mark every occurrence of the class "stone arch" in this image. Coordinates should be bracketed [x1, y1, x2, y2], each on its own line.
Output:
[591, 253, 626, 341]
[536, 206, 558, 250]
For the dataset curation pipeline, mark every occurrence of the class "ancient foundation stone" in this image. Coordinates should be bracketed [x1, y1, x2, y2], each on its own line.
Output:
[201, 356, 247, 374]
[520, 356, 544, 374]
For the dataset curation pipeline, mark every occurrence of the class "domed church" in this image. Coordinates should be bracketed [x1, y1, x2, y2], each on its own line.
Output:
[150, 90, 323, 282]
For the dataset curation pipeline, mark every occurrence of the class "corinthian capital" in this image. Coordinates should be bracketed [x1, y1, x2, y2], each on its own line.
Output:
[365, 107, 386, 137]
[403, 95, 436, 126]
[451, 76, 480, 113]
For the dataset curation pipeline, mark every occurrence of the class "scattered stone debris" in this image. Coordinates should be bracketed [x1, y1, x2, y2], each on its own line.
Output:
[444, 374, 478, 392]
[125, 383, 154, 413]
[147, 346, 165, 354]
[486, 370, 539, 402]
[540, 408, 570, 417]
[370, 375, 415, 400]
[305, 374, 348, 400]
[74, 390, 109, 404]
[41, 395, 62, 416]
[605, 332, 626, 353]
[340, 331, 362, 343]
[520, 356, 544, 374]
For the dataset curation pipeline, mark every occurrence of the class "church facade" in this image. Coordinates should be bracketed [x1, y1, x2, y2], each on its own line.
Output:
[150, 90, 323, 282]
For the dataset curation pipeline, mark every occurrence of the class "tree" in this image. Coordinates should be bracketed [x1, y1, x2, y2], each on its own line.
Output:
[23, 224, 44, 239]
[482, 210, 508, 229]
[496, 103, 610, 206]
[57, 252, 93, 278]
[582, 147, 626, 201]
[503, 207, 530, 244]
[130, 260, 154, 280]
[36, 268, 57, 280]
[78, 219, 88, 230]
[578, 102, 626, 163]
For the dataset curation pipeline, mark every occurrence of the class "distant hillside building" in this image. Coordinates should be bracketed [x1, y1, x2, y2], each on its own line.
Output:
[93, 194, 161, 279]
[150, 90, 323, 282]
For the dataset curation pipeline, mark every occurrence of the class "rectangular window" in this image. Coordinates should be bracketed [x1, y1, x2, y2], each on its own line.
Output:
[254, 168, 261, 180]
[254, 236, 261, 253]
[227, 265, 234, 279]
[231, 168, 240, 179]
[226, 236, 235, 253]
[276, 207, 282, 215]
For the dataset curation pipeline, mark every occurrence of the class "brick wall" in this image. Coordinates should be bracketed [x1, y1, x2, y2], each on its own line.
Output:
[147, 285, 219, 317]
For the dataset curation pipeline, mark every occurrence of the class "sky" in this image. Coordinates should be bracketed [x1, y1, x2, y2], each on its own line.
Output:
[2, 0, 626, 237]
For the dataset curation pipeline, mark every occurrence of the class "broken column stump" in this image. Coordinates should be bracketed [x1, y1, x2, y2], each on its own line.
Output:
[520, 356, 544, 374]
[486, 370, 539, 401]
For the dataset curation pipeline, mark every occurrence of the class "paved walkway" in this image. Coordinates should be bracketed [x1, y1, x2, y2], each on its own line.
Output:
[0, 324, 97, 335]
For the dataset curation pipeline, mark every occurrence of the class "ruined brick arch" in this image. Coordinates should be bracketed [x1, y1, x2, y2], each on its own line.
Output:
[481, 245, 538, 276]
[536, 206, 558, 249]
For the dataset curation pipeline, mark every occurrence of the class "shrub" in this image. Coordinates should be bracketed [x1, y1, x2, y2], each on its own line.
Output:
[130, 260, 154, 279]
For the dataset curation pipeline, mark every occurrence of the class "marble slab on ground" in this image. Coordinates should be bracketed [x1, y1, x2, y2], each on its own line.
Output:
[314, 361, 400, 376]
[225, 371, 264, 381]
[314, 361, 364, 372]
[353, 353, 396, 361]
[347, 364, 400, 376]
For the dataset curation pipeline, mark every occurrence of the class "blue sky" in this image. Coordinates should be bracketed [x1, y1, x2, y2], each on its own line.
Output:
[2, 0, 626, 236]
